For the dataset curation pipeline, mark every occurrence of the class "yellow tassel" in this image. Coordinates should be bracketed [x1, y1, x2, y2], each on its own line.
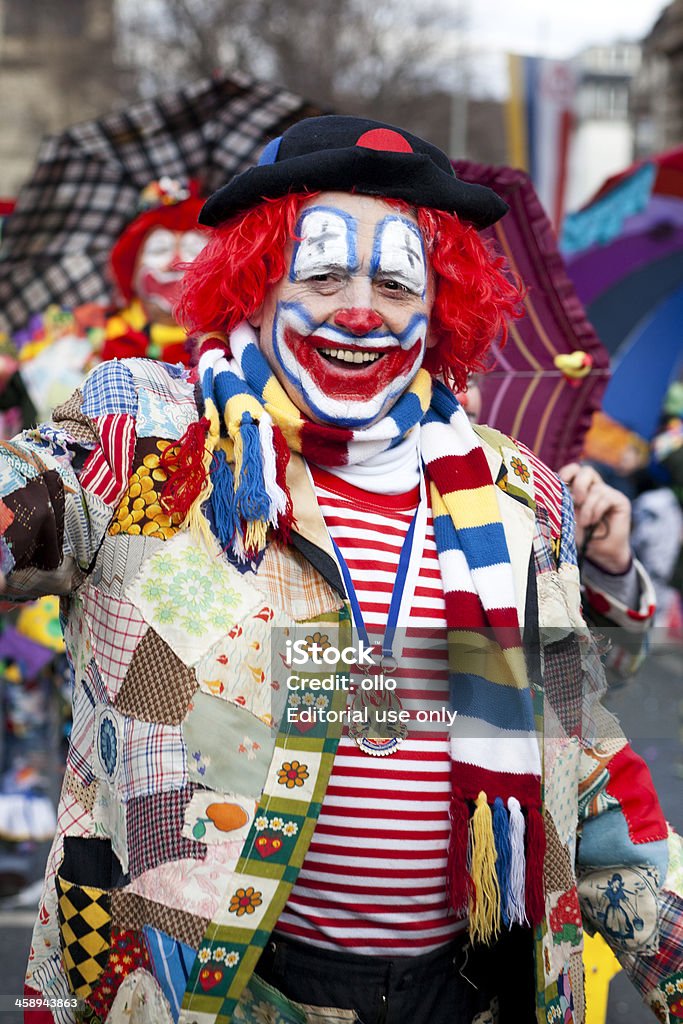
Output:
[245, 519, 268, 553]
[468, 791, 501, 944]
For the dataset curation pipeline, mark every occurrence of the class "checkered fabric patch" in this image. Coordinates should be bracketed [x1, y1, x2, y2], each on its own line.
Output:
[544, 810, 576, 895]
[115, 629, 197, 725]
[56, 875, 111, 1000]
[543, 634, 583, 739]
[533, 505, 557, 575]
[621, 891, 683, 997]
[126, 784, 206, 879]
[111, 890, 209, 949]
[255, 540, 343, 620]
[0, 71, 322, 335]
[120, 717, 188, 801]
[52, 389, 100, 446]
[81, 362, 137, 419]
[82, 585, 149, 700]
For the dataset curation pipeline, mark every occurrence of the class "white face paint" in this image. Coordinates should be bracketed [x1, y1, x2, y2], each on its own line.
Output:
[291, 208, 356, 282]
[133, 227, 207, 324]
[372, 216, 427, 298]
[254, 192, 434, 429]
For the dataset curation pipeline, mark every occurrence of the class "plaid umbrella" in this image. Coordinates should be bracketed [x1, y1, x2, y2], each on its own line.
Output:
[0, 71, 323, 336]
[454, 159, 611, 470]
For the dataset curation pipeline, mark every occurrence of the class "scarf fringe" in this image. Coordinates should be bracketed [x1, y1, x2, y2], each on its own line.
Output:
[469, 792, 501, 944]
[161, 356, 295, 559]
[507, 796, 528, 926]
[492, 797, 511, 927]
[448, 790, 542, 943]
[210, 449, 239, 551]
[447, 791, 471, 915]
[524, 804, 546, 926]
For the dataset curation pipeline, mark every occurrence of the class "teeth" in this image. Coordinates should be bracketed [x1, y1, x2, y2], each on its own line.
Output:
[320, 348, 382, 364]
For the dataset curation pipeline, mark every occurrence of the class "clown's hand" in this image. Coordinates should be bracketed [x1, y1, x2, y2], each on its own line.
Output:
[559, 462, 632, 574]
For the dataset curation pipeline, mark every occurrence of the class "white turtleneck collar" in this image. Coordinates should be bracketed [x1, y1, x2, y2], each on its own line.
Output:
[311, 424, 421, 495]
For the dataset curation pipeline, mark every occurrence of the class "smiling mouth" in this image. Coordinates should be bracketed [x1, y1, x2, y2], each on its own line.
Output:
[318, 347, 384, 367]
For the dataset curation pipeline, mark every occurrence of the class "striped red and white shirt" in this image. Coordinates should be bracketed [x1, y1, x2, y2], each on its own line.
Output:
[277, 465, 465, 954]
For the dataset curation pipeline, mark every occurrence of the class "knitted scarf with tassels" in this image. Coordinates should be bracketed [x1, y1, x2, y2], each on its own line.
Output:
[162, 323, 545, 944]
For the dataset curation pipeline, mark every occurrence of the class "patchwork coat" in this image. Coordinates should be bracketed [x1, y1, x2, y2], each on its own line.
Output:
[0, 358, 677, 1024]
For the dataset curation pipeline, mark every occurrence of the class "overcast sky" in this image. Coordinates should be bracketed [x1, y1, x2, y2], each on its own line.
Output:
[461, 0, 668, 96]
[467, 0, 666, 58]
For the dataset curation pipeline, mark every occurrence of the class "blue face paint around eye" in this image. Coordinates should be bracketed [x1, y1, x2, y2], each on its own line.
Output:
[290, 206, 359, 282]
[369, 216, 428, 298]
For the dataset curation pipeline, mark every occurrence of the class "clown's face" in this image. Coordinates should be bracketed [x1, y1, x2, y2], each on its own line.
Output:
[252, 192, 434, 428]
[133, 227, 207, 325]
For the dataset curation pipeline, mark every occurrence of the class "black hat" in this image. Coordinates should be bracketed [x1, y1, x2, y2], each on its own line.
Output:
[200, 115, 508, 229]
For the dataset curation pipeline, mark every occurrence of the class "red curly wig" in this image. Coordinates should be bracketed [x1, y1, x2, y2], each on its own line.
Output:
[177, 192, 523, 392]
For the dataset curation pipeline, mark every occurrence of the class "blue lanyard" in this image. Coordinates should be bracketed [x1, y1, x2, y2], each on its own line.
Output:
[331, 496, 422, 664]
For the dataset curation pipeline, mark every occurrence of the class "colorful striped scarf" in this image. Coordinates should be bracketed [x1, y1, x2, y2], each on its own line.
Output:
[162, 324, 544, 943]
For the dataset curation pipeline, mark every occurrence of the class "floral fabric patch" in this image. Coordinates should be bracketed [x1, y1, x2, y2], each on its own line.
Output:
[195, 605, 291, 725]
[125, 531, 264, 666]
[212, 874, 280, 929]
[86, 928, 150, 1022]
[183, 690, 273, 797]
[126, 844, 240, 922]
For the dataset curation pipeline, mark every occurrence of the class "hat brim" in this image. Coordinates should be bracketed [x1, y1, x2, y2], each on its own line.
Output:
[199, 147, 508, 229]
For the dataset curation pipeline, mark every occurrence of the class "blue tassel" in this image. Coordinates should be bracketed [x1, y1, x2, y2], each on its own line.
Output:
[235, 413, 271, 524]
[493, 796, 511, 927]
[210, 449, 239, 550]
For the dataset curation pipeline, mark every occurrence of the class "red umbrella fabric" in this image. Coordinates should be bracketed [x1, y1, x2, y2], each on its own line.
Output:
[454, 160, 610, 469]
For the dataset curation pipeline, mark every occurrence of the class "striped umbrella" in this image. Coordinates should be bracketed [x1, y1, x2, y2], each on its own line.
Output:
[454, 160, 610, 469]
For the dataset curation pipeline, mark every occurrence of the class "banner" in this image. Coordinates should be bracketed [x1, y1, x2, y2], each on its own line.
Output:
[507, 55, 576, 229]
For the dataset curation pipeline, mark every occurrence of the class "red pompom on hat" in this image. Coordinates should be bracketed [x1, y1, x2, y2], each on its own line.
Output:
[110, 178, 207, 303]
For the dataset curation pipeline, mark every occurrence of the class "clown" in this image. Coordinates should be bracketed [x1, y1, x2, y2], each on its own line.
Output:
[1, 116, 675, 1024]
[103, 178, 209, 364]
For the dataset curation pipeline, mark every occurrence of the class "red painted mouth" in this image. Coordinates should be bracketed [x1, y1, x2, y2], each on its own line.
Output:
[138, 271, 182, 308]
[284, 328, 422, 401]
